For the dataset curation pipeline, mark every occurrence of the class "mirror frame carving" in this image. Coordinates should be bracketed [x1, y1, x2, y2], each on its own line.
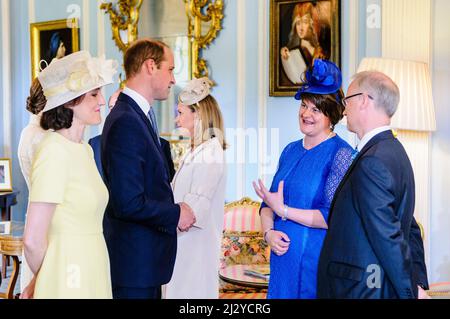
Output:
[101, 0, 224, 83]
[184, 0, 223, 81]
[100, 0, 143, 53]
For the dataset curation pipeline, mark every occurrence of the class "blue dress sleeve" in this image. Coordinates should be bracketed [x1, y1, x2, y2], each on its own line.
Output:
[317, 146, 354, 221]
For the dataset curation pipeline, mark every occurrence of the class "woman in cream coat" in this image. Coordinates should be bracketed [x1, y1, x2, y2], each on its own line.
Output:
[165, 78, 227, 299]
[17, 78, 47, 296]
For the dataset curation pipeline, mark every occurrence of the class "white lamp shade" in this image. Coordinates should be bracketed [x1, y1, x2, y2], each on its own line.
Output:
[357, 58, 436, 131]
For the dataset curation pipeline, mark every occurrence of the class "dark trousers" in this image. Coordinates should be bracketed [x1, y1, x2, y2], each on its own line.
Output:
[112, 286, 161, 299]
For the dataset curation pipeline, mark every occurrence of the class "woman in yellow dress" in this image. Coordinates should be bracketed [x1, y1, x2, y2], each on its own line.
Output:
[22, 51, 117, 299]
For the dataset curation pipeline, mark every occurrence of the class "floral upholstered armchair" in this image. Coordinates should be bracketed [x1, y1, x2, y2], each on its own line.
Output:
[219, 197, 270, 297]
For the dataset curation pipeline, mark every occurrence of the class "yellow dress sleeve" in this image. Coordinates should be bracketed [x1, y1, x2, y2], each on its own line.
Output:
[29, 139, 69, 204]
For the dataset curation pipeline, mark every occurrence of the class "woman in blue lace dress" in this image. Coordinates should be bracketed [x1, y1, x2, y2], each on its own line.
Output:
[253, 60, 356, 299]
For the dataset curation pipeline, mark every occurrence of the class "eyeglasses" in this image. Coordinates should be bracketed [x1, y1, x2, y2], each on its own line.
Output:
[342, 93, 374, 107]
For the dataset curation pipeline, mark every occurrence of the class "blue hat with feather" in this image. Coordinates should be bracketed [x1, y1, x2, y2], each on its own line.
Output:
[294, 59, 342, 101]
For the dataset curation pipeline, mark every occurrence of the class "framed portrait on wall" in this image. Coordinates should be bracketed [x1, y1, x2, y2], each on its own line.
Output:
[270, 0, 341, 96]
[30, 18, 80, 79]
[0, 158, 12, 192]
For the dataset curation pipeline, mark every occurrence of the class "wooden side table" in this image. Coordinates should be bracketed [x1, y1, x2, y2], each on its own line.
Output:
[0, 191, 19, 221]
[0, 190, 19, 280]
[0, 222, 23, 299]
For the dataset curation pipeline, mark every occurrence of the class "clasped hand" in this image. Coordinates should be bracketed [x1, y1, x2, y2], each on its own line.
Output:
[178, 202, 196, 232]
[265, 230, 290, 256]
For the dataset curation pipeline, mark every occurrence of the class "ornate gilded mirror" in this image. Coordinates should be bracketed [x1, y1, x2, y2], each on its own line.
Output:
[101, 0, 224, 168]
[101, 0, 223, 80]
[137, 0, 190, 136]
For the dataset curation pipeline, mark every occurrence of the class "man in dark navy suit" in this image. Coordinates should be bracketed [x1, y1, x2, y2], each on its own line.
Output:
[90, 121, 175, 182]
[90, 134, 175, 181]
[317, 71, 429, 299]
[89, 89, 121, 180]
[101, 39, 195, 299]
[90, 88, 176, 182]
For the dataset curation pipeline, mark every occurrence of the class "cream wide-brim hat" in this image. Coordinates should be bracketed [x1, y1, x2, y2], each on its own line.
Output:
[38, 50, 118, 112]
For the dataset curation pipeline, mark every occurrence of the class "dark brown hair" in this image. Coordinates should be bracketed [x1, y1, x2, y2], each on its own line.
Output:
[124, 39, 169, 79]
[26, 78, 46, 115]
[301, 90, 345, 130]
[40, 95, 85, 131]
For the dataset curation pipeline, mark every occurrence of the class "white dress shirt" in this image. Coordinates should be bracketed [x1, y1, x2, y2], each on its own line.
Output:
[122, 87, 151, 116]
[356, 126, 391, 152]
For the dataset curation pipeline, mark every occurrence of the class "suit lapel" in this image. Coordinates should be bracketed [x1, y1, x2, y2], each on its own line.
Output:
[118, 93, 170, 175]
[327, 130, 395, 223]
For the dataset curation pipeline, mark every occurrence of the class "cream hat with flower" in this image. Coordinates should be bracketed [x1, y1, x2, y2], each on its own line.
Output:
[38, 50, 118, 112]
[178, 77, 213, 106]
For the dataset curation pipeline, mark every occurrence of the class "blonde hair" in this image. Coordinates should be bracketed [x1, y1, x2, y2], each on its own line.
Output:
[188, 95, 227, 150]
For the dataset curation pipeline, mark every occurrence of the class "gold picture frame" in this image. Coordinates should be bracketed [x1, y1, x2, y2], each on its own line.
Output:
[0, 158, 13, 192]
[30, 18, 80, 79]
[270, 0, 341, 96]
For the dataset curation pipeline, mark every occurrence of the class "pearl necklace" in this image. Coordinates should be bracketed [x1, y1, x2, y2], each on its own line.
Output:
[303, 131, 334, 149]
